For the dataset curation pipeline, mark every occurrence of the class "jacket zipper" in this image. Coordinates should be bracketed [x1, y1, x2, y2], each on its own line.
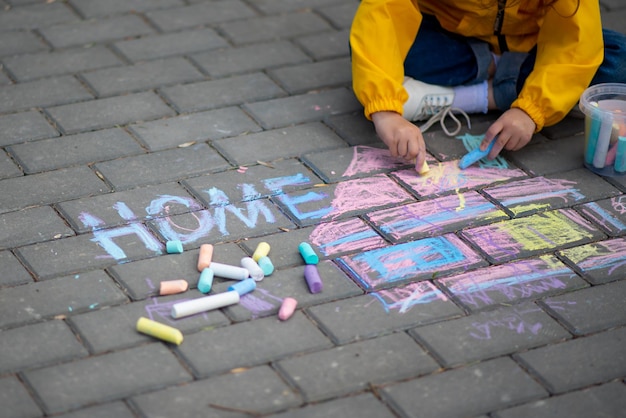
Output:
[494, 0, 509, 52]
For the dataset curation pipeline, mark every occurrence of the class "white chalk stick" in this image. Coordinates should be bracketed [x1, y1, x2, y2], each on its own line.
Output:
[210, 262, 250, 280]
[240, 257, 264, 281]
[171, 291, 240, 319]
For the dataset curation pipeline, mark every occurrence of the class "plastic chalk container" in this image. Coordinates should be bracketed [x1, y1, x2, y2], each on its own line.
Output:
[579, 83, 626, 176]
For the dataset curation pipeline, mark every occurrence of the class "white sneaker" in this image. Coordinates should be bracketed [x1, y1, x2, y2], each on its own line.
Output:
[402, 77, 470, 136]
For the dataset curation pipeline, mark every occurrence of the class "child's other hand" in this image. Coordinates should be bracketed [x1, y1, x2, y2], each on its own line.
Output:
[371, 111, 426, 169]
[482, 108, 536, 159]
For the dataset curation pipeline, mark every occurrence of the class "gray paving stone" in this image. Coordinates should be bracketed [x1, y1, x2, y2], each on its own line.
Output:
[307, 282, 462, 344]
[191, 40, 310, 78]
[0, 75, 92, 114]
[603, 9, 626, 32]
[243, 88, 361, 129]
[219, 11, 331, 45]
[0, 150, 21, 178]
[438, 255, 588, 311]
[558, 237, 626, 284]
[214, 122, 346, 166]
[177, 312, 331, 377]
[114, 27, 228, 62]
[0, 69, 11, 85]
[540, 280, 626, 335]
[183, 158, 321, 207]
[0, 320, 88, 373]
[69, 294, 229, 354]
[507, 135, 585, 176]
[8, 128, 144, 173]
[411, 302, 571, 368]
[251, 0, 339, 14]
[82, 57, 205, 97]
[276, 332, 439, 403]
[129, 107, 261, 151]
[515, 326, 626, 394]
[23, 343, 192, 415]
[0, 110, 58, 147]
[317, 2, 358, 29]
[295, 29, 351, 60]
[0, 166, 108, 214]
[220, 261, 363, 322]
[460, 209, 606, 264]
[0, 250, 33, 286]
[493, 382, 626, 418]
[0, 270, 127, 329]
[57, 182, 197, 233]
[0, 375, 42, 418]
[0, 2, 78, 31]
[3, 46, 122, 82]
[268, 57, 351, 94]
[575, 195, 626, 236]
[0, 205, 74, 248]
[69, 0, 183, 18]
[46, 91, 176, 135]
[324, 113, 381, 146]
[381, 357, 547, 418]
[146, 0, 256, 32]
[483, 168, 621, 218]
[161, 72, 285, 114]
[0, 29, 47, 58]
[39, 14, 155, 48]
[53, 401, 135, 418]
[541, 116, 585, 140]
[266, 393, 396, 418]
[132, 365, 301, 418]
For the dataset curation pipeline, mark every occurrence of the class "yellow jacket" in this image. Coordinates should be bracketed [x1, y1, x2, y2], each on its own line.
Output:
[350, 0, 604, 131]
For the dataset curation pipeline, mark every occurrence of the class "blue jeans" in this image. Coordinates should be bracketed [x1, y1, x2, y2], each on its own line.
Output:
[404, 14, 626, 109]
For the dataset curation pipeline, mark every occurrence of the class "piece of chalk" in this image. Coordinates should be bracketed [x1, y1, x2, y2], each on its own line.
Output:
[197, 268, 214, 294]
[171, 290, 240, 319]
[136, 317, 183, 345]
[257, 256, 275, 276]
[458, 137, 497, 169]
[417, 160, 430, 175]
[303, 264, 323, 294]
[252, 242, 270, 262]
[227, 278, 257, 296]
[298, 242, 319, 265]
[278, 297, 298, 321]
[166, 240, 184, 254]
[593, 117, 613, 168]
[197, 244, 214, 272]
[615, 136, 626, 173]
[210, 262, 250, 280]
[585, 103, 601, 165]
[159, 279, 189, 296]
[240, 257, 264, 281]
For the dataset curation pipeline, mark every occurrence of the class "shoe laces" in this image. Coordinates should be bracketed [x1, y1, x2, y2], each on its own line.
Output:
[419, 105, 471, 136]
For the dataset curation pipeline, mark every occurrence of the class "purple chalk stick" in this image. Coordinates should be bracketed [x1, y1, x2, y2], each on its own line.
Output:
[304, 264, 323, 294]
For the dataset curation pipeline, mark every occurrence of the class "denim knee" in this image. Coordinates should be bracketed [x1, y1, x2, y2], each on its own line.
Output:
[591, 29, 626, 85]
[492, 51, 530, 109]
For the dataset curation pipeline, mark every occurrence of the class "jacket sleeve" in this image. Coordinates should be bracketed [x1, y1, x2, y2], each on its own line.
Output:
[350, 0, 422, 119]
[511, 0, 604, 131]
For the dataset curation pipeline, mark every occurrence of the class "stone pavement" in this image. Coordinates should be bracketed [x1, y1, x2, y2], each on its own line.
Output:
[1, 0, 625, 417]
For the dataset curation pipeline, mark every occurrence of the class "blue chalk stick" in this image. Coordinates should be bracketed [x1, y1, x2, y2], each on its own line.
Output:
[585, 113, 602, 165]
[257, 256, 275, 276]
[166, 240, 183, 254]
[459, 137, 497, 169]
[615, 136, 626, 173]
[198, 268, 214, 294]
[298, 242, 319, 264]
[227, 278, 256, 296]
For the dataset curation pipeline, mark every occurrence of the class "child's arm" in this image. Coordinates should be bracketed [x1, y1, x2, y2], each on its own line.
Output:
[371, 111, 427, 170]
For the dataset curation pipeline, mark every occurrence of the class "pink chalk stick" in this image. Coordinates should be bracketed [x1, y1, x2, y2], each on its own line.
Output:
[278, 297, 298, 321]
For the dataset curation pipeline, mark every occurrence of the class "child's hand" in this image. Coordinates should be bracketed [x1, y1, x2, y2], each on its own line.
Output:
[482, 108, 536, 159]
[371, 111, 427, 170]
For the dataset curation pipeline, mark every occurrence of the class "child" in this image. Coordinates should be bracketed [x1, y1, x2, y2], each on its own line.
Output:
[350, 0, 626, 171]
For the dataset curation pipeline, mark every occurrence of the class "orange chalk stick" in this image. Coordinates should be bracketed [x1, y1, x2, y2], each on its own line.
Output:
[159, 279, 189, 296]
[197, 244, 214, 272]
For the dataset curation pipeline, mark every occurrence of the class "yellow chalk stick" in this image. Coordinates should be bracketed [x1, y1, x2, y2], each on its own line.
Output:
[136, 317, 183, 345]
[252, 242, 270, 262]
[417, 160, 430, 175]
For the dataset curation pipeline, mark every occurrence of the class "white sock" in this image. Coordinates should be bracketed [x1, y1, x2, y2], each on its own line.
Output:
[452, 80, 488, 114]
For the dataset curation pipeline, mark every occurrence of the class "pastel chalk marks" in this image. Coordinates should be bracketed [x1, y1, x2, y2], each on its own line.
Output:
[576, 195, 626, 236]
[558, 237, 626, 284]
[307, 218, 387, 258]
[337, 234, 486, 290]
[461, 209, 606, 264]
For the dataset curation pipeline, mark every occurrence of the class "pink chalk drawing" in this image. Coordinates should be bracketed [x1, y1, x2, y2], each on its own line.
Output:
[613, 196, 626, 214]
[438, 255, 582, 309]
[342, 145, 417, 177]
[469, 305, 544, 340]
[578, 196, 626, 236]
[307, 218, 386, 257]
[391, 160, 525, 197]
[366, 191, 507, 241]
[368, 281, 448, 313]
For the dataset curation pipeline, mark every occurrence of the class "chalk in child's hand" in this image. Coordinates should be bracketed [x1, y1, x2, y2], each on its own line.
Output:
[257, 256, 275, 276]
[459, 137, 497, 169]
[227, 278, 256, 296]
[252, 242, 270, 262]
[304, 264, 323, 294]
[136, 317, 183, 345]
[197, 244, 214, 272]
[298, 242, 319, 265]
[166, 240, 184, 254]
[210, 262, 250, 280]
[416, 160, 430, 175]
[278, 297, 298, 321]
[159, 279, 188, 296]
[197, 268, 214, 293]
[171, 290, 240, 319]
[240, 257, 264, 281]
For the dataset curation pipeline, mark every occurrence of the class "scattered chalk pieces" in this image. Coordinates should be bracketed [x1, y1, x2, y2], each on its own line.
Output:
[136, 317, 183, 345]
[304, 264, 323, 294]
[159, 279, 188, 296]
[298, 242, 319, 265]
[257, 255, 274, 276]
[252, 242, 270, 262]
[278, 297, 298, 321]
[210, 262, 250, 280]
[198, 268, 214, 294]
[240, 257, 264, 281]
[171, 291, 240, 319]
[227, 278, 257, 296]
[166, 240, 184, 254]
[197, 243, 214, 272]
